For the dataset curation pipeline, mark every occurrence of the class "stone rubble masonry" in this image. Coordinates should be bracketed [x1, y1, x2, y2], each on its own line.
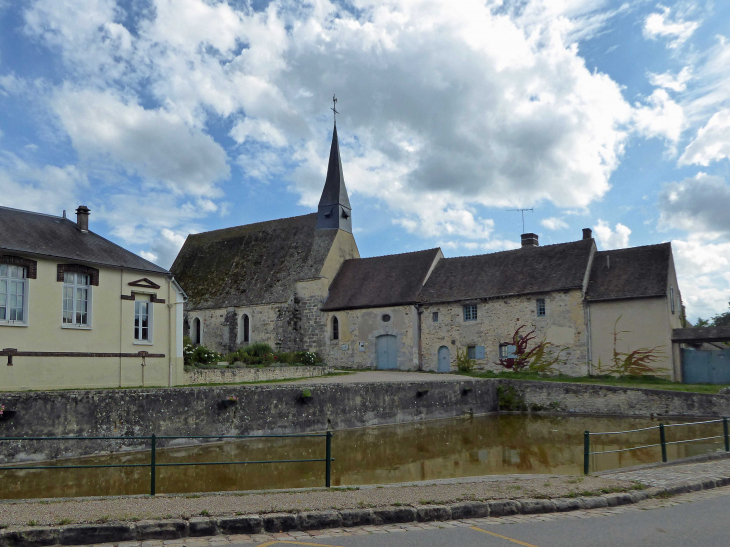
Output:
[3, 476, 730, 547]
[420, 289, 589, 375]
[2, 379, 730, 463]
[183, 366, 333, 385]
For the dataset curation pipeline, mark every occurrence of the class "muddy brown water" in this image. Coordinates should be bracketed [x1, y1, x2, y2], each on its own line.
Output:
[0, 414, 725, 499]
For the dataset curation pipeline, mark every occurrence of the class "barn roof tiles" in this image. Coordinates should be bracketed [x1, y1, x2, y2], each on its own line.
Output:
[171, 213, 338, 309]
[585, 243, 671, 302]
[0, 206, 168, 274]
[417, 239, 595, 303]
[321, 248, 441, 311]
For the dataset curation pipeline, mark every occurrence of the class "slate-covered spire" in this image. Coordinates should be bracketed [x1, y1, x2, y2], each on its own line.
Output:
[316, 124, 352, 232]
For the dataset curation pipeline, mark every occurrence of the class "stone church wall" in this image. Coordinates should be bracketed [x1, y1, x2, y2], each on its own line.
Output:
[320, 306, 419, 370]
[420, 289, 589, 375]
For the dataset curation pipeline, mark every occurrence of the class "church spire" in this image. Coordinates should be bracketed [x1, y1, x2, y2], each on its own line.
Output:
[316, 119, 352, 232]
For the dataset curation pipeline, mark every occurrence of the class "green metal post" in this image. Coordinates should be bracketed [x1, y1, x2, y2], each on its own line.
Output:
[325, 431, 332, 487]
[583, 431, 590, 475]
[724, 417, 729, 452]
[150, 434, 156, 496]
[659, 424, 667, 463]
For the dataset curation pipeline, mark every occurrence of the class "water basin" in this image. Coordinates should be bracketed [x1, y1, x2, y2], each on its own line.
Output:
[0, 414, 725, 499]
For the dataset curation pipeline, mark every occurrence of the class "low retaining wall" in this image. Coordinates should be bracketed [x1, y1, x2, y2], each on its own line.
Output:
[2, 378, 730, 463]
[0, 379, 491, 463]
[500, 380, 730, 418]
[183, 365, 332, 385]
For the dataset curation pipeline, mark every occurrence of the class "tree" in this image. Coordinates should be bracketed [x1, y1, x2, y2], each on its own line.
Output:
[695, 302, 730, 328]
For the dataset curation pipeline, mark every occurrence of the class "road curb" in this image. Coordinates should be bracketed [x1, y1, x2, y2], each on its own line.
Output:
[3, 477, 730, 547]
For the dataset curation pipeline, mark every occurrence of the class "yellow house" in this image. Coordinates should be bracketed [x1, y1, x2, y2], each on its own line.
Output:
[0, 205, 185, 391]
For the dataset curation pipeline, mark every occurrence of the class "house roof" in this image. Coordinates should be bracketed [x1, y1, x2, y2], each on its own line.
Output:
[0, 206, 169, 274]
[321, 248, 441, 311]
[171, 213, 338, 309]
[318, 125, 351, 210]
[585, 243, 671, 302]
[417, 239, 595, 304]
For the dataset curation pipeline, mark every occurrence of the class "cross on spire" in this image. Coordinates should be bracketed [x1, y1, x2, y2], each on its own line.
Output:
[331, 94, 339, 126]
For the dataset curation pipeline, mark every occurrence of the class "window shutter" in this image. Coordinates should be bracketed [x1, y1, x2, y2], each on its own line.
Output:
[475, 346, 485, 359]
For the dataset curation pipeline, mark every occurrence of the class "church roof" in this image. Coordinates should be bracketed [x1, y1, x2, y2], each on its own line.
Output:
[585, 243, 671, 302]
[418, 239, 594, 303]
[0, 206, 168, 274]
[171, 213, 338, 309]
[318, 125, 351, 209]
[322, 248, 441, 311]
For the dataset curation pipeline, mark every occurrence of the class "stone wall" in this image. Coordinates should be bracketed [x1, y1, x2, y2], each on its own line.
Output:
[320, 306, 419, 370]
[183, 366, 332, 385]
[420, 290, 589, 375]
[0, 379, 492, 463]
[2, 379, 730, 463]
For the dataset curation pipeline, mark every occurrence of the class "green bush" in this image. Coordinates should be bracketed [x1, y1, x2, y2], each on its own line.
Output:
[191, 345, 221, 365]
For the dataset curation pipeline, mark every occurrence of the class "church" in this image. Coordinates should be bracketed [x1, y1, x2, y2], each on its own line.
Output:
[171, 123, 685, 380]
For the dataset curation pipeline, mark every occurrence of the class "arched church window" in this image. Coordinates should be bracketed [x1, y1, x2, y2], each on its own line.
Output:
[332, 316, 339, 341]
[193, 317, 201, 345]
[242, 313, 250, 343]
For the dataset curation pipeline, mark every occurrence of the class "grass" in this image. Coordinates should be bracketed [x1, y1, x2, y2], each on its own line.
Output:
[458, 370, 730, 394]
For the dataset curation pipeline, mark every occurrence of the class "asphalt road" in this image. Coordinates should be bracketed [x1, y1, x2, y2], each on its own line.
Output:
[238, 491, 730, 547]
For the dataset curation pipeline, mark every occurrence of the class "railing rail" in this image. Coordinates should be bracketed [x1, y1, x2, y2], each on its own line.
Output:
[0, 432, 334, 495]
[584, 417, 729, 475]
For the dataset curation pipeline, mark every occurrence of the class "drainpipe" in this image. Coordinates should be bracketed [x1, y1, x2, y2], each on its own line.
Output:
[415, 304, 423, 371]
[585, 302, 593, 376]
[168, 277, 172, 387]
[119, 268, 124, 387]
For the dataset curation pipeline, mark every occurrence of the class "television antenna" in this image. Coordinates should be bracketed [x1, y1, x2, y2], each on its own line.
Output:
[506, 208, 534, 233]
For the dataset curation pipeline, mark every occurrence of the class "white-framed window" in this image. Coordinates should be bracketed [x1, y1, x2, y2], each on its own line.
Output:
[499, 344, 517, 359]
[0, 264, 28, 325]
[463, 305, 478, 321]
[536, 298, 546, 317]
[134, 300, 153, 343]
[62, 272, 92, 327]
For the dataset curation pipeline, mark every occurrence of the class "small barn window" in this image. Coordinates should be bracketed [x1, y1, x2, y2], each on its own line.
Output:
[193, 317, 201, 345]
[382, 314, 391, 322]
[536, 298, 546, 317]
[463, 305, 477, 321]
[432, 312, 439, 322]
[242, 313, 250, 343]
[467, 346, 476, 359]
[670, 287, 675, 314]
[332, 316, 339, 340]
[500, 344, 517, 359]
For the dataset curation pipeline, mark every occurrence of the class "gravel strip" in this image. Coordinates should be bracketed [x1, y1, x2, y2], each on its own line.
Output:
[0, 475, 633, 527]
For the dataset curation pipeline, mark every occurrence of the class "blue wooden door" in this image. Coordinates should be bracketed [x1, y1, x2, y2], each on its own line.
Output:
[437, 346, 450, 373]
[376, 335, 397, 370]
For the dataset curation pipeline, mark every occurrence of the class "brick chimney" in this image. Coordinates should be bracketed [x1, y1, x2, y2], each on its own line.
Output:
[582, 228, 592, 240]
[76, 205, 90, 233]
[521, 233, 539, 247]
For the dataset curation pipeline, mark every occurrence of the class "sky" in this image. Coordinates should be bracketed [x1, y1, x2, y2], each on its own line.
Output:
[0, 0, 729, 322]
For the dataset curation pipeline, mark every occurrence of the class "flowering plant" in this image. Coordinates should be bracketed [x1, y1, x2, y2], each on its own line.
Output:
[227, 396, 238, 402]
[300, 352, 318, 366]
[0, 404, 4, 417]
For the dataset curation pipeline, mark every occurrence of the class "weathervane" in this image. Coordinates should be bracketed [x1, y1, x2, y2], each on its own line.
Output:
[331, 94, 338, 126]
[506, 208, 534, 233]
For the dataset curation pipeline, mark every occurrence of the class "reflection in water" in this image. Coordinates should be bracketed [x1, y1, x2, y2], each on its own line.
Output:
[0, 414, 725, 499]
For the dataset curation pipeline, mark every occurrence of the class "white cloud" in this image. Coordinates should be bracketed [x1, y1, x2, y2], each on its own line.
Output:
[648, 66, 692, 92]
[679, 109, 730, 166]
[52, 88, 229, 197]
[633, 89, 685, 144]
[643, 6, 699, 49]
[593, 219, 631, 249]
[21, 0, 634, 250]
[139, 228, 188, 269]
[541, 217, 569, 230]
[0, 152, 85, 214]
[672, 237, 730, 320]
[658, 172, 730, 237]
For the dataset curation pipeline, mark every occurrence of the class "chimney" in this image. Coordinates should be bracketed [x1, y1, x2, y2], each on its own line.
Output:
[521, 233, 539, 247]
[582, 228, 592, 240]
[75, 205, 90, 233]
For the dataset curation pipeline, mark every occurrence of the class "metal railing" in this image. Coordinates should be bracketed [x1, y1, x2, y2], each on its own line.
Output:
[584, 418, 729, 474]
[0, 432, 333, 495]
